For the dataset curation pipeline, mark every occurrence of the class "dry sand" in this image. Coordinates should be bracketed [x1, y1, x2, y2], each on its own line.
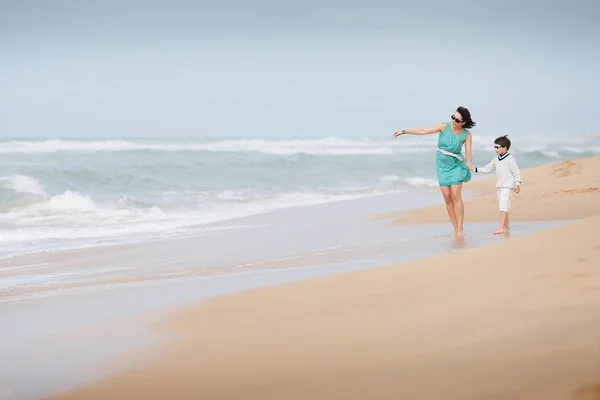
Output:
[376, 156, 600, 224]
[49, 157, 600, 400]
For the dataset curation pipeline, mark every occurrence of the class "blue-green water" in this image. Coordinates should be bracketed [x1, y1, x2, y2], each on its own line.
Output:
[1, 134, 598, 258]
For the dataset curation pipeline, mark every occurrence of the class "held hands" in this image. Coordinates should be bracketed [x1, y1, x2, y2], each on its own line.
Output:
[467, 163, 475, 171]
[513, 185, 521, 194]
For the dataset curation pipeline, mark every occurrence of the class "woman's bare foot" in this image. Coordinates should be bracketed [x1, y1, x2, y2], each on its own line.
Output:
[455, 230, 465, 237]
[493, 227, 509, 234]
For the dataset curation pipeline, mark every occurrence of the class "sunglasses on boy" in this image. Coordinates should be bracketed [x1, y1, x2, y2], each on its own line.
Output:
[451, 115, 463, 123]
[494, 145, 503, 149]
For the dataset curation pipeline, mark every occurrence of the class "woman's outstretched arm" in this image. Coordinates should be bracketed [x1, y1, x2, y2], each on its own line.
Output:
[393, 122, 446, 137]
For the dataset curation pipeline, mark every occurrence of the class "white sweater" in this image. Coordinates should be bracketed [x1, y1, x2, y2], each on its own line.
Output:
[475, 153, 522, 188]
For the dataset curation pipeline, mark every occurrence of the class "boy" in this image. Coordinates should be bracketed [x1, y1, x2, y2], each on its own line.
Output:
[469, 135, 521, 234]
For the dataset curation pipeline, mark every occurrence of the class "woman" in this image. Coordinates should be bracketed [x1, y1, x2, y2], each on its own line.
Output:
[393, 106, 475, 236]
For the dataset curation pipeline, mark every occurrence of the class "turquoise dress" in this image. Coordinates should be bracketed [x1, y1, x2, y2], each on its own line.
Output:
[436, 122, 471, 186]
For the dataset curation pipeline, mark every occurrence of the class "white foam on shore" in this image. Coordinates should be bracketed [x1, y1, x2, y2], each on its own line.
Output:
[1, 136, 598, 156]
[1, 174, 420, 258]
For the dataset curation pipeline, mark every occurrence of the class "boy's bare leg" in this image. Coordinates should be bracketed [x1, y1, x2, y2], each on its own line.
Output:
[494, 212, 510, 234]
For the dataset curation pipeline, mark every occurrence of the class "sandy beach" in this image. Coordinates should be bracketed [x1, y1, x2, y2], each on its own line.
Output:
[47, 156, 600, 400]
[376, 157, 600, 224]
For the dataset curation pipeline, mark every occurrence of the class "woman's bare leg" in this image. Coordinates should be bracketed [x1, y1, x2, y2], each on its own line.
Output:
[440, 186, 458, 235]
[450, 183, 465, 236]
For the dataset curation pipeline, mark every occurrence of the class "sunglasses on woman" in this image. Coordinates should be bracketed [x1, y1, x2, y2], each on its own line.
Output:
[451, 115, 463, 123]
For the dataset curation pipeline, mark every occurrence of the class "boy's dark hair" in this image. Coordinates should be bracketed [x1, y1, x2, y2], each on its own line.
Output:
[494, 135, 511, 150]
[456, 106, 476, 129]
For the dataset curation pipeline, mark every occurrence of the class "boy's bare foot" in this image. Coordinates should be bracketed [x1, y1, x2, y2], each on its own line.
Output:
[455, 230, 465, 237]
[493, 227, 509, 234]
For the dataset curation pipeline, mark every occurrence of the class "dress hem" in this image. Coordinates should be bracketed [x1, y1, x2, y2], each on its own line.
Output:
[438, 180, 470, 187]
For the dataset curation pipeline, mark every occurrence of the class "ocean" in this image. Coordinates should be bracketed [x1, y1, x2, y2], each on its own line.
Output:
[1, 134, 599, 259]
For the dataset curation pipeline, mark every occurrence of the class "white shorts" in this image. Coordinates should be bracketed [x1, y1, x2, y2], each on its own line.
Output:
[497, 187, 513, 212]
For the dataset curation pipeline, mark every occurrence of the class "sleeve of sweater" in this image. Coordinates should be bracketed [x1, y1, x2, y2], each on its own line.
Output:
[475, 158, 496, 173]
[508, 155, 521, 184]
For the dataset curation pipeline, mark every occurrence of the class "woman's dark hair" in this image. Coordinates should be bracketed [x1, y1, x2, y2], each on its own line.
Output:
[494, 135, 511, 150]
[456, 106, 476, 129]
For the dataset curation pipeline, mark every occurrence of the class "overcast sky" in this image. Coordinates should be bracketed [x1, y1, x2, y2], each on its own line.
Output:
[1, 0, 599, 138]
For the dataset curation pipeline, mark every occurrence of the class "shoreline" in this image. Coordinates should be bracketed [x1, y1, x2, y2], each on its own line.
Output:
[21, 156, 600, 399]
[1, 189, 449, 305]
[52, 215, 600, 400]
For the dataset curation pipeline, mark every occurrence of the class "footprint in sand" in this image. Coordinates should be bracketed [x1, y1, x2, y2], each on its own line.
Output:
[574, 383, 600, 399]
[571, 272, 592, 278]
[544, 187, 600, 197]
[551, 160, 583, 177]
